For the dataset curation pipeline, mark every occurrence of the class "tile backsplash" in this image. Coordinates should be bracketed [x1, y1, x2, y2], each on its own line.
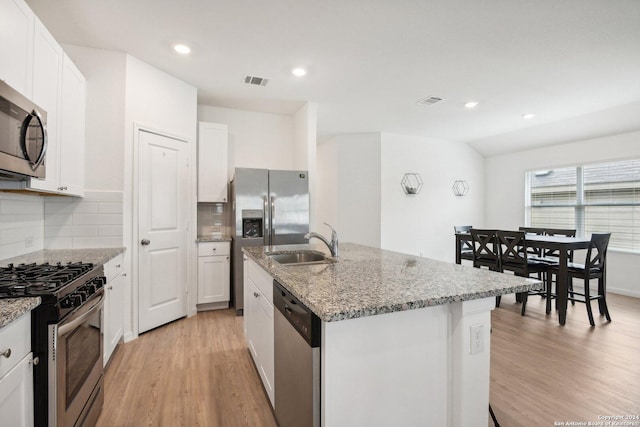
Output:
[0, 193, 45, 260]
[44, 191, 124, 249]
[197, 202, 229, 237]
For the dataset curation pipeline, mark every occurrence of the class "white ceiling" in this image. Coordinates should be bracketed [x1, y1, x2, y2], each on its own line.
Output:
[25, 0, 640, 157]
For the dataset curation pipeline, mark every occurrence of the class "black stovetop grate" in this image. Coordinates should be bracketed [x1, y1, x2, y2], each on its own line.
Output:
[0, 262, 94, 297]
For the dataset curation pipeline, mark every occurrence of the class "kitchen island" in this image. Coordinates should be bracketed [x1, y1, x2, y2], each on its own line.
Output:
[243, 242, 542, 427]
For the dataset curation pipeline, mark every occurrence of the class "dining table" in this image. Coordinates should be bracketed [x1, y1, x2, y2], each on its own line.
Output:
[455, 232, 592, 325]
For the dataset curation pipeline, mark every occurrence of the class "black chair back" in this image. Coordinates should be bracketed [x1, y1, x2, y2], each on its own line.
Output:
[454, 225, 472, 233]
[470, 229, 500, 271]
[454, 225, 473, 257]
[585, 233, 611, 272]
[497, 230, 528, 273]
[518, 226, 545, 235]
[543, 228, 577, 260]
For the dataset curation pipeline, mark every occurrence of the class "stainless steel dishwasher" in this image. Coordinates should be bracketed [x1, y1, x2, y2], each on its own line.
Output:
[273, 280, 321, 427]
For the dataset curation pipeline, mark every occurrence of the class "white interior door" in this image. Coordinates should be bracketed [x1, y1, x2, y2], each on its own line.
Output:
[138, 130, 188, 333]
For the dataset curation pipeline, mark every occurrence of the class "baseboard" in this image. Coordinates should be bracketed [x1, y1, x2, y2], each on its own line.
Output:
[607, 287, 640, 298]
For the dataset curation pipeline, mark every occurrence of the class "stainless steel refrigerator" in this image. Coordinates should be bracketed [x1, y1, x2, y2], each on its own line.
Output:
[231, 168, 309, 314]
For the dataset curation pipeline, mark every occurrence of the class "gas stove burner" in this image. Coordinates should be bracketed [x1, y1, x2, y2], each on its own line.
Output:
[0, 261, 95, 297]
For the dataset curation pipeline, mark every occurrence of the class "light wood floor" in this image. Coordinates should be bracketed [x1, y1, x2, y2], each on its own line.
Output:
[490, 292, 640, 426]
[97, 294, 640, 427]
[96, 310, 277, 427]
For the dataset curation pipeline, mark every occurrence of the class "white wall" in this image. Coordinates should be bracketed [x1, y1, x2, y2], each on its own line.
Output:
[197, 105, 294, 175]
[293, 103, 318, 230]
[380, 133, 485, 262]
[0, 193, 44, 260]
[485, 130, 640, 297]
[316, 132, 484, 257]
[123, 54, 198, 337]
[64, 45, 126, 191]
[316, 133, 382, 248]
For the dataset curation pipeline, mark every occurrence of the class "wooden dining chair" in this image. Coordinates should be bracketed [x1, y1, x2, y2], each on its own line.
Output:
[548, 233, 612, 326]
[529, 228, 577, 313]
[470, 229, 502, 307]
[496, 230, 549, 316]
[537, 228, 577, 263]
[518, 226, 545, 257]
[454, 225, 473, 262]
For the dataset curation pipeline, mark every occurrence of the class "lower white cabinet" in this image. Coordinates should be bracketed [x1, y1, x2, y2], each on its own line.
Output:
[0, 314, 34, 427]
[197, 242, 230, 308]
[103, 254, 125, 366]
[243, 256, 274, 407]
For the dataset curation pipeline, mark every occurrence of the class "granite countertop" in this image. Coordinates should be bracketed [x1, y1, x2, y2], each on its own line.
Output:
[0, 297, 41, 329]
[243, 242, 543, 322]
[0, 248, 125, 268]
[0, 248, 124, 327]
[196, 235, 232, 243]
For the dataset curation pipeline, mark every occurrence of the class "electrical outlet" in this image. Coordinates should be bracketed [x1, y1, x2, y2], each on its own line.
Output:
[25, 235, 33, 248]
[470, 324, 484, 355]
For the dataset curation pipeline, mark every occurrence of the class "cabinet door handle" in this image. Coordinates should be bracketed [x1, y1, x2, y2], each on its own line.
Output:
[253, 292, 260, 298]
[141, 239, 151, 245]
[0, 348, 11, 358]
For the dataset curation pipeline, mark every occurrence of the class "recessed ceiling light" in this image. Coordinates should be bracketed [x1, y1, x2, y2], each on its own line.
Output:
[464, 101, 479, 109]
[173, 44, 191, 55]
[292, 67, 307, 77]
[522, 113, 536, 119]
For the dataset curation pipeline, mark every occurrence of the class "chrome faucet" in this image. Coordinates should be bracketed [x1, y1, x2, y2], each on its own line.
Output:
[305, 223, 339, 257]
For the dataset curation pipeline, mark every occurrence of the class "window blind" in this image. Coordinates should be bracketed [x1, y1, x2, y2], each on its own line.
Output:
[526, 159, 640, 252]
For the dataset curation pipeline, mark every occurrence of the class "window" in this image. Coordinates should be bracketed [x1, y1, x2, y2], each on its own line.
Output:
[525, 159, 640, 251]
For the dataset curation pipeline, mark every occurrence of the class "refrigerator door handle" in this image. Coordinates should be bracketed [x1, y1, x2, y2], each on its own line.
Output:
[264, 195, 270, 245]
[270, 195, 276, 245]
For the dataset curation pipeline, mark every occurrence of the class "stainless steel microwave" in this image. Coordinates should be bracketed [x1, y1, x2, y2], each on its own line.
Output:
[0, 79, 47, 179]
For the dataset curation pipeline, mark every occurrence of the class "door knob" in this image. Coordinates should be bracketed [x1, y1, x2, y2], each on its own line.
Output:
[141, 239, 151, 245]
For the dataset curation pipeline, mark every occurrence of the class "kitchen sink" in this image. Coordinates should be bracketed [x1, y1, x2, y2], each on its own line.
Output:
[268, 251, 336, 266]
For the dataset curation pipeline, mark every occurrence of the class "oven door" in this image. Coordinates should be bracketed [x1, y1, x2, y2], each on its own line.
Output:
[49, 291, 105, 427]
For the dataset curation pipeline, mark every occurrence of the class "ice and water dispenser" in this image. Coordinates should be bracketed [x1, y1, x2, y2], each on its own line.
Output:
[242, 210, 263, 238]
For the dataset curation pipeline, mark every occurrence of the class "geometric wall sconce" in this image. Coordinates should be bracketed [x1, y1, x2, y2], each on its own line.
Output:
[401, 173, 423, 195]
[452, 180, 469, 196]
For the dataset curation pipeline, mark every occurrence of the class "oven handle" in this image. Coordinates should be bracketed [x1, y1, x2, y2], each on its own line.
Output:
[58, 291, 105, 337]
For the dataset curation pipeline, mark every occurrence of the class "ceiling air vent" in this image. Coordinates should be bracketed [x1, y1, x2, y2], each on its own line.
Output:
[417, 96, 444, 106]
[244, 75, 269, 87]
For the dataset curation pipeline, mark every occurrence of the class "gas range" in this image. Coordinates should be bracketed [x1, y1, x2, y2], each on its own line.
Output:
[0, 262, 105, 320]
[0, 261, 106, 426]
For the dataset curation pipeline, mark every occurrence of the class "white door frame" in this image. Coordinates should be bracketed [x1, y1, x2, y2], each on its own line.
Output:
[126, 122, 197, 341]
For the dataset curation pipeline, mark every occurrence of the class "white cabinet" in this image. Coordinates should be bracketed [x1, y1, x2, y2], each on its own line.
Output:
[103, 253, 125, 366]
[0, 0, 34, 98]
[197, 122, 228, 203]
[0, 314, 34, 427]
[28, 17, 63, 194]
[243, 256, 274, 407]
[57, 54, 86, 196]
[197, 242, 230, 308]
[0, 3, 85, 197]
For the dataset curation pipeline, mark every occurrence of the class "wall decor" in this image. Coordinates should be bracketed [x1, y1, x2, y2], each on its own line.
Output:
[452, 180, 469, 196]
[401, 173, 423, 195]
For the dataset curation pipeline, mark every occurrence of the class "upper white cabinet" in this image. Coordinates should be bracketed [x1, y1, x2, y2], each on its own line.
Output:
[198, 122, 228, 203]
[28, 17, 63, 194]
[57, 54, 86, 196]
[0, 3, 86, 197]
[0, 0, 34, 98]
